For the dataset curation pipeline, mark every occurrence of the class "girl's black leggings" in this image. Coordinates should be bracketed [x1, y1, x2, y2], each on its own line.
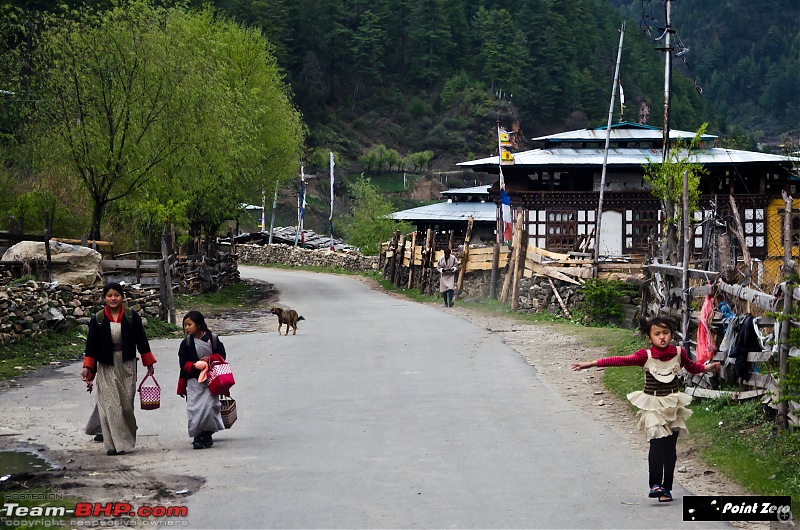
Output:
[649, 430, 679, 490]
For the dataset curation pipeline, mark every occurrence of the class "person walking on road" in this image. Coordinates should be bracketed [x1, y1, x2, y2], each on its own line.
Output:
[81, 282, 157, 456]
[177, 311, 226, 450]
[571, 316, 720, 503]
[437, 247, 458, 308]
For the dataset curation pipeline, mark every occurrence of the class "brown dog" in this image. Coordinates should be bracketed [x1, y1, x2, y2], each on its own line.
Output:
[270, 307, 305, 335]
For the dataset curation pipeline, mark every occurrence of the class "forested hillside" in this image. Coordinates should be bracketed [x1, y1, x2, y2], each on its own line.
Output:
[200, 0, 798, 158]
[201, 0, 715, 162]
[0, 0, 795, 252]
[612, 0, 799, 139]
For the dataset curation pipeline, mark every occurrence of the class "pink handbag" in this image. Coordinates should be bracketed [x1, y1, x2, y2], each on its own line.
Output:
[138, 373, 161, 410]
[207, 360, 235, 396]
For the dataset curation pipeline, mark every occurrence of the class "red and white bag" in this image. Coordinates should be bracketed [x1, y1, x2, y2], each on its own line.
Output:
[207, 360, 235, 396]
[138, 373, 161, 410]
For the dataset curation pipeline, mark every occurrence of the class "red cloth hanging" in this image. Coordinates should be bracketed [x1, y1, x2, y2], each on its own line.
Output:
[696, 295, 715, 363]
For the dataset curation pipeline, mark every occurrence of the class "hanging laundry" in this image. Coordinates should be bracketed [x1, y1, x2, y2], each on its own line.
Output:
[696, 295, 715, 364]
[728, 315, 762, 382]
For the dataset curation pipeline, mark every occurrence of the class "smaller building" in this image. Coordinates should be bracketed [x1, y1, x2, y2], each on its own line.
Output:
[391, 185, 497, 248]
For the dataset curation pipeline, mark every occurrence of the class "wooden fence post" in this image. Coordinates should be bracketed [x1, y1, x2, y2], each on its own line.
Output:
[135, 241, 141, 284]
[779, 190, 794, 430]
[500, 211, 521, 304]
[420, 229, 433, 294]
[510, 211, 526, 311]
[728, 196, 752, 277]
[161, 234, 176, 325]
[490, 241, 500, 300]
[407, 231, 417, 290]
[456, 217, 474, 296]
[394, 233, 406, 286]
[387, 230, 399, 281]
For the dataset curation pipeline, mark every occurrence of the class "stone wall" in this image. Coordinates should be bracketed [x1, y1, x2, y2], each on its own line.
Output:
[238, 244, 379, 272]
[0, 281, 161, 344]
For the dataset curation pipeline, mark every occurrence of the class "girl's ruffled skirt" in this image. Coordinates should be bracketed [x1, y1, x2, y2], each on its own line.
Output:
[626, 390, 693, 440]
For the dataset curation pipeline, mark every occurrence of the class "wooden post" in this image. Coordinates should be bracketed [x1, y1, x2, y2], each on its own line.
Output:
[407, 231, 417, 290]
[135, 241, 141, 284]
[420, 228, 434, 294]
[456, 216, 474, 296]
[426, 229, 436, 295]
[161, 234, 176, 325]
[548, 278, 573, 321]
[681, 170, 691, 350]
[510, 211, 526, 311]
[448, 229, 455, 251]
[157, 258, 168, 321]
[778, 190, 794, 430]
[386, 231, 399, 280]
[394, 233, 406, 286]
[728, 196, 752, 275]
[489, 242, 500, 299]
[500, 211, 521, 304]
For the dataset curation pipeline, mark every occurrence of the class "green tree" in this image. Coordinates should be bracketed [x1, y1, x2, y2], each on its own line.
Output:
[643, 124, 709, 263]
[21, 1, 303, 243]
[343, 174, 409, 255]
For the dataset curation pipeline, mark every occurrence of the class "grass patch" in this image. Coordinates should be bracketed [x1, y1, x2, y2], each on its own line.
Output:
[174, 281, 266, 313]
[689, 400, 800, 506]
[0, 330, 85, 381]
[0, 318, 178, 382]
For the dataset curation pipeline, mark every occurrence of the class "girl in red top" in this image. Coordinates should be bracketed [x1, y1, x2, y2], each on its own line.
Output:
[572, 316, 720, 503]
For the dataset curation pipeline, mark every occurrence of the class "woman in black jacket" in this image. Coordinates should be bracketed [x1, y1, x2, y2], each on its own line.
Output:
[81, 282, 157, 455]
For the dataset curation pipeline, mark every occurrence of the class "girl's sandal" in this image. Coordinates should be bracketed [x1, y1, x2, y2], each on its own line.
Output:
[658, 490, 673, 502]
[648, 485, 664, 498]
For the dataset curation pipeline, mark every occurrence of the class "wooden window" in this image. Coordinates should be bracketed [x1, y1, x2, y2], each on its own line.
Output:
[625, 208, 659, 252]
[546, 210, 577, 252]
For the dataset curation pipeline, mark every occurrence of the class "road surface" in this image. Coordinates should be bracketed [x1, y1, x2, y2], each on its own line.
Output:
[0, 265, 727, 529]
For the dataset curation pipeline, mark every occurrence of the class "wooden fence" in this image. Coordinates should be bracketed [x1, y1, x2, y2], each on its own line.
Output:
[644, 262, 799, 427]
[380, 221, 636, 300]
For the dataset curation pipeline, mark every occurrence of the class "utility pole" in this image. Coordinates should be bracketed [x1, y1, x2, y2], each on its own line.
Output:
[594, 22, 625, 270]
[661, 0, 673, 165]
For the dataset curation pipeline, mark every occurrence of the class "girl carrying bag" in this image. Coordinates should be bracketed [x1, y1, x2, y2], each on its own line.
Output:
[138, 373, 161, 410]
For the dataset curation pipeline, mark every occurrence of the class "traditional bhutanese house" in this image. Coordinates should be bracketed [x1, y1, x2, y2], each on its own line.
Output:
[391, 185, 496, 248]
[457, 122, 798, 283]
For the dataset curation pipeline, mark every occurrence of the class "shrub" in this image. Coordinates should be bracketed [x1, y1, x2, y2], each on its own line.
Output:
[581, 278, 636, 324]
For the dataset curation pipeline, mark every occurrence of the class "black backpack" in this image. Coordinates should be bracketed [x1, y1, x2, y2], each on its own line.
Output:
[95, 306, 133, 325]
[184, 333, 219, 353]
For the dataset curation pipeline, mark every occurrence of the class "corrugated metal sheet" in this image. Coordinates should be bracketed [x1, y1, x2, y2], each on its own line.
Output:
[441, 185, 490, 197]
[458, 148, 796, 168]
[392, 201, 496, 222]
[532, 127, 716, 142]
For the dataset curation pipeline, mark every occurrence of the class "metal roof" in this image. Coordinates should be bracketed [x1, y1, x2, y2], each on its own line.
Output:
[392, 201, 496, 223]
[441, 185, 491, 197]
[531, 122, 717, 142]
[458, 147, 797, 168]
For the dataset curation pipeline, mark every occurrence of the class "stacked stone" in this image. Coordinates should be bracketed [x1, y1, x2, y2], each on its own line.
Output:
[0, 280, 163, 344]
[0, 280, 53, 342]
[172, 251, 239, 295]
[238, 244, 379, 272]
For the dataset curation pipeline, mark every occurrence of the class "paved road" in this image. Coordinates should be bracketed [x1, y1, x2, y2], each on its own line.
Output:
[168, 266, 725, 529]
[0, 265, 727, 529]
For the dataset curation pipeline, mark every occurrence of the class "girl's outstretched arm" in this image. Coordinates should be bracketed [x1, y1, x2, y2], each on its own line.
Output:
[571, 360, 598, 371]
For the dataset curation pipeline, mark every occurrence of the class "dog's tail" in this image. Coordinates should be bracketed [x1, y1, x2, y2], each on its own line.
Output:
[298, 316, 305, 321]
